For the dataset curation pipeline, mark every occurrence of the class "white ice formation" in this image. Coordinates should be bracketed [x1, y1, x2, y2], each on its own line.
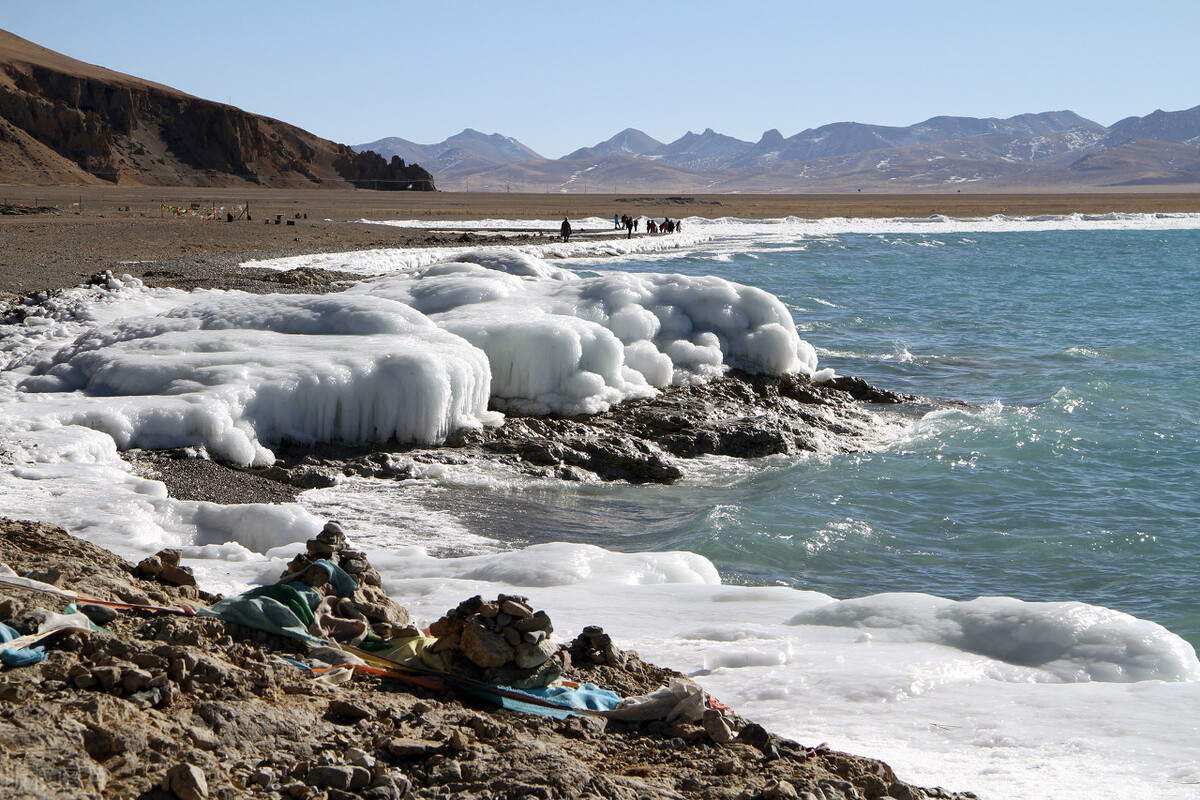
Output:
[11, 249, 817, 465]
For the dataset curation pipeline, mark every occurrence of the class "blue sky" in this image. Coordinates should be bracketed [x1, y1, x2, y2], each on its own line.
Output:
[6, 1, 1198, 159]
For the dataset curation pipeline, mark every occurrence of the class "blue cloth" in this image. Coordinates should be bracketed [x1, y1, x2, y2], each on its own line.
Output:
[475, 682, 622, 719]
[0, 622, 46, 668]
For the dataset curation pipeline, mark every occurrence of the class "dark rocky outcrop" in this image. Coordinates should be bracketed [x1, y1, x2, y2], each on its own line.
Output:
[251, 370, 918, 489]
[333, 149, 435, 191]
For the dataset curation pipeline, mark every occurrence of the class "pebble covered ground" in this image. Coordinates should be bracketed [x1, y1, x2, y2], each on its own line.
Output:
[0, 518, 976, 800]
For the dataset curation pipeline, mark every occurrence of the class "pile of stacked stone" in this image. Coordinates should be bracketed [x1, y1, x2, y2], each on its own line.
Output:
[569, 625, 629, 669]
[134, 548, 199, 599]
[281, 521, 417, 639]
[427, 594, 564, 689]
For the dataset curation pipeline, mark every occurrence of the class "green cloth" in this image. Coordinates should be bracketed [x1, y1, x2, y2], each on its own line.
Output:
[201, 560, 362, 642]
[203, 582, 325, 642]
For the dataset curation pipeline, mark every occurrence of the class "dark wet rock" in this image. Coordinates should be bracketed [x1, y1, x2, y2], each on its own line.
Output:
[259, 370, 920, 489]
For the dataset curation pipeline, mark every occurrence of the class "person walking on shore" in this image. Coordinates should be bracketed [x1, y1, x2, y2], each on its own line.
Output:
[560, 217, 572, 242]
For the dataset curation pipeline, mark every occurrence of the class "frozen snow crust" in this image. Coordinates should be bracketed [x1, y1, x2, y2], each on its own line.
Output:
[12, 249, 814, 465]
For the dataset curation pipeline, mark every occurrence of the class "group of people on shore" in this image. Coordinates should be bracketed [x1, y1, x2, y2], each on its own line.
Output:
[559, 215, 682, 242]
[611, 214, 681, 238]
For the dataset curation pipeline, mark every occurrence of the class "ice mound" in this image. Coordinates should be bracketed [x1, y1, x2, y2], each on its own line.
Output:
[19, 291, 498, 466]
[788, 593, 1200, 683]
[351, 250, 816, 415]
[14, 250, 817, 461]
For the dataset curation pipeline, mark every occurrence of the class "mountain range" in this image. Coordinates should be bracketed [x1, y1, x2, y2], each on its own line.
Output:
[2, 27, 1196, 194]
[358, 107, 1200, 193]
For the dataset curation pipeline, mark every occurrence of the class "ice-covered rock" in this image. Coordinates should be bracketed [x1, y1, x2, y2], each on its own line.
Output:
[14, 249, 818, 464]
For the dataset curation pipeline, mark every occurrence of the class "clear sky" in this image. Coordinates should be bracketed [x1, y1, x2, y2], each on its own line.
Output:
[5, 1, 1198, 159]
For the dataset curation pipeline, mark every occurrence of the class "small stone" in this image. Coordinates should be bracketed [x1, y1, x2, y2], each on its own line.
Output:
[72, 672, 99, 689]
[665, 723, 704, 742]
[762, 778, 800, 800]
[163, 763, 209, 800]
[364, 773, 408, 800]
[343, 747, 369, 765]
[281, 781, 313, 799]
[136, 555, 164, 577]
[159, 562, 197, 587]
[306, 540, 337, 558]
[319, 521, 347, 543]
[602, 643, 626, 667]
[79, 604, 119, 625]
[189, 725, 220, 751]
[467, 715, 503, 740]
[121, 667, 153, 693]
[500, 598, 534, 619]
[157, 548, 182, 567]
[328, 700, 373, 721]
[385, 737, 441, 757]
[459, 619, 514, 668]
[514, 639, 558, 669]
[26, 568, 68, 587]
[514, 610, 553, 634]
[307, 765, 358, 791]
[92, 666, 122, 691]
[703, 708, 734, 744]
[736, 722, 773, 752]
[448, 729, 470, 751]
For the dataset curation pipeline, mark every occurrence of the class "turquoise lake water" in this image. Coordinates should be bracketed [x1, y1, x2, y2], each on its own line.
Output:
[412, 225, 1200, 648]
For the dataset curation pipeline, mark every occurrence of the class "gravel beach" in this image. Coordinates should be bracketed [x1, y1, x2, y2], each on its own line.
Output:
[5, 187, 1200, 296]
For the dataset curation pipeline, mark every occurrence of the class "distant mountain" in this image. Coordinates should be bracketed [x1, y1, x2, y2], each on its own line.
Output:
[1104, 105, 1200, 147]
[564, 128, 664, 160]
[0, 29, 432, 189]
[355, 129, 543, 173]
[660, 128, 756, 170]
[743, 111, 1106, 167]
[417, 107, 1200, 192]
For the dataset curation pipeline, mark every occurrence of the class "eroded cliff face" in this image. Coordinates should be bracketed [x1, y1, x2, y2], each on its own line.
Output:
[0, 55, 432, 189]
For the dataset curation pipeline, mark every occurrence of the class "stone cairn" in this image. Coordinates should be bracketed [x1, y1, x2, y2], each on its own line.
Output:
[282, 521, 416, 640]
[426, 594, 564, 689]
[134, 548, 198, 595]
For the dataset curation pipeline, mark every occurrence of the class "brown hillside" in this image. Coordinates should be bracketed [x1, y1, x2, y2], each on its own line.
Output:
[0, 29, 433, 190]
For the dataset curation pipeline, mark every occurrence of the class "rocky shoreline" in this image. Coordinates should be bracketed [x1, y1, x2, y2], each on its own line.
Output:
[0, 517, 976, 800]
[131, 369, 927, 509]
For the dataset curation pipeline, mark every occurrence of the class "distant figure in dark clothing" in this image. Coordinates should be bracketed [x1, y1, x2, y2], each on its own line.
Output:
[561, 217, 572, 242]
[625, 215, 634, 238]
